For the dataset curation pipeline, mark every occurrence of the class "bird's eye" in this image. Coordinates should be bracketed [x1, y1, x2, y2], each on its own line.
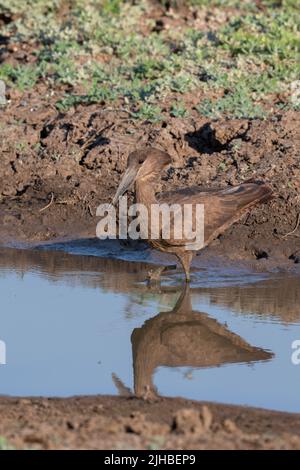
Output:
[139, 159, 144, 164]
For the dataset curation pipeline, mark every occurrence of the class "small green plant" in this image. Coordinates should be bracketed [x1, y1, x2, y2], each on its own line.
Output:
[1, 65, 40, 90]
[170, 102, 188, 118]
[15, 142, 28, 152]
[147, 435, 166, 451]
[0, 436, 16, 450]
[51, 152, 62, 162]
[197, 83, 267, 119]
[133, 103, 162, 122]
[32, 142, 42, 153]
[218, 162, 227, 171]
[102, 0, 124, 15]
[0, 0, 298, 118]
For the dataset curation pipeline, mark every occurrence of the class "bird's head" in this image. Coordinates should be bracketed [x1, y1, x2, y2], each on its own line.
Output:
[112, 148, 171, 206]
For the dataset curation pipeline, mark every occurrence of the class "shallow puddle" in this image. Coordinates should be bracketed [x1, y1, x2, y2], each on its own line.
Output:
[0, 242, 299, 412]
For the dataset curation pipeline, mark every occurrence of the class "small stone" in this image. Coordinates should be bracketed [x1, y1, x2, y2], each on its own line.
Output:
[223, 418, 239, 433]
[38, 399, 50, 409]
[201, 405, 213, 431]
[173, 408, 204, 435]
[92, 404, 104, 412]
[17, 398, 31, 406]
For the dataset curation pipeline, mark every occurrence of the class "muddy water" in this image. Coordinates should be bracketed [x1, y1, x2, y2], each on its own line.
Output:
[0, 242, 300, 412]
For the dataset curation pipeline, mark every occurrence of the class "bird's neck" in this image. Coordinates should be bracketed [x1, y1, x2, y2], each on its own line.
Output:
[135, 177, 157, 208]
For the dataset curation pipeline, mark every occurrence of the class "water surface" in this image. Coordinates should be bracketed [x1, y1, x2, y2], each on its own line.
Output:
[0, 243, 299, 412]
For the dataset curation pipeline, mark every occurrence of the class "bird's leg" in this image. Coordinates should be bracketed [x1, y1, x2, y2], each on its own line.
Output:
[172, 283, 191, 314]
[177, 252, 193, 282]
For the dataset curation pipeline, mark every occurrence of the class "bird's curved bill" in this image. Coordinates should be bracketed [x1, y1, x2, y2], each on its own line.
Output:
[112, 166, 138, 206]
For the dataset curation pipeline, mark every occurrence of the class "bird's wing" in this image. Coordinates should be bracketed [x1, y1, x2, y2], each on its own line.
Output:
[157, 185, 222, 201]
[155, 181, 272, 247]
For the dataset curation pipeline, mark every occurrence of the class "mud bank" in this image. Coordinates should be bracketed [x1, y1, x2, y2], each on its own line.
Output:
[1, 0, 300, 267]
[0, 395, 300, 450]
[1, 99, 300, 267]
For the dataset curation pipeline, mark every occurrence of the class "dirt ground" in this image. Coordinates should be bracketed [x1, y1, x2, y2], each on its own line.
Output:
[0, 3, 299, 267]
[0, 1, 299, 451]
[0, 395, 299, 450]
[1, 94, 300, 269]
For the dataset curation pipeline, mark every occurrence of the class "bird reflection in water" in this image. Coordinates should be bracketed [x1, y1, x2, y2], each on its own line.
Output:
[113, 285, 273, 399]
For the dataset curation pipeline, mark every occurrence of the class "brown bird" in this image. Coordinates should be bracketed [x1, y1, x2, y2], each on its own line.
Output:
[111, 285, 273, 400]
[131, 285, 273, 398]
[112, 148, 273, 281]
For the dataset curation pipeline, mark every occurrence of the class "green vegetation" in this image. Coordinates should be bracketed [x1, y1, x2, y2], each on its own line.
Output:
[170, 102, 189, 118]
[0, 436, 16, 450]
[0, 0, 299, 119]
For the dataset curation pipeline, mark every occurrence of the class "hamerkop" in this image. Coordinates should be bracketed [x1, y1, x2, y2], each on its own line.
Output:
[112, 285, 273, 399]
[131, 285, 272, 399]
[112, 148, 273, 281]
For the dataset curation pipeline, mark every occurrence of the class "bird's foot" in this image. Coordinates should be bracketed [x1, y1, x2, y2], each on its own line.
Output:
[140, 385, 160, 402]
[146, 264, 177, 284]
[146, 265, 166, 284]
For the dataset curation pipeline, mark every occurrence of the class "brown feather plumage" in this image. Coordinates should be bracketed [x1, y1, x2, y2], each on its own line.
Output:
[113, 148, 273, 281]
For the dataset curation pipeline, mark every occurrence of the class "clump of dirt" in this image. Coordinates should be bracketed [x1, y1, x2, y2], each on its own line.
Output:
[0, 89, 299, 267]
[0, 395, 300, 450]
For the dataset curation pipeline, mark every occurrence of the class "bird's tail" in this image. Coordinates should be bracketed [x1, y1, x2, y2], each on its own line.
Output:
[230, 180, 273, 210]
[112, 373, 133, 397]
